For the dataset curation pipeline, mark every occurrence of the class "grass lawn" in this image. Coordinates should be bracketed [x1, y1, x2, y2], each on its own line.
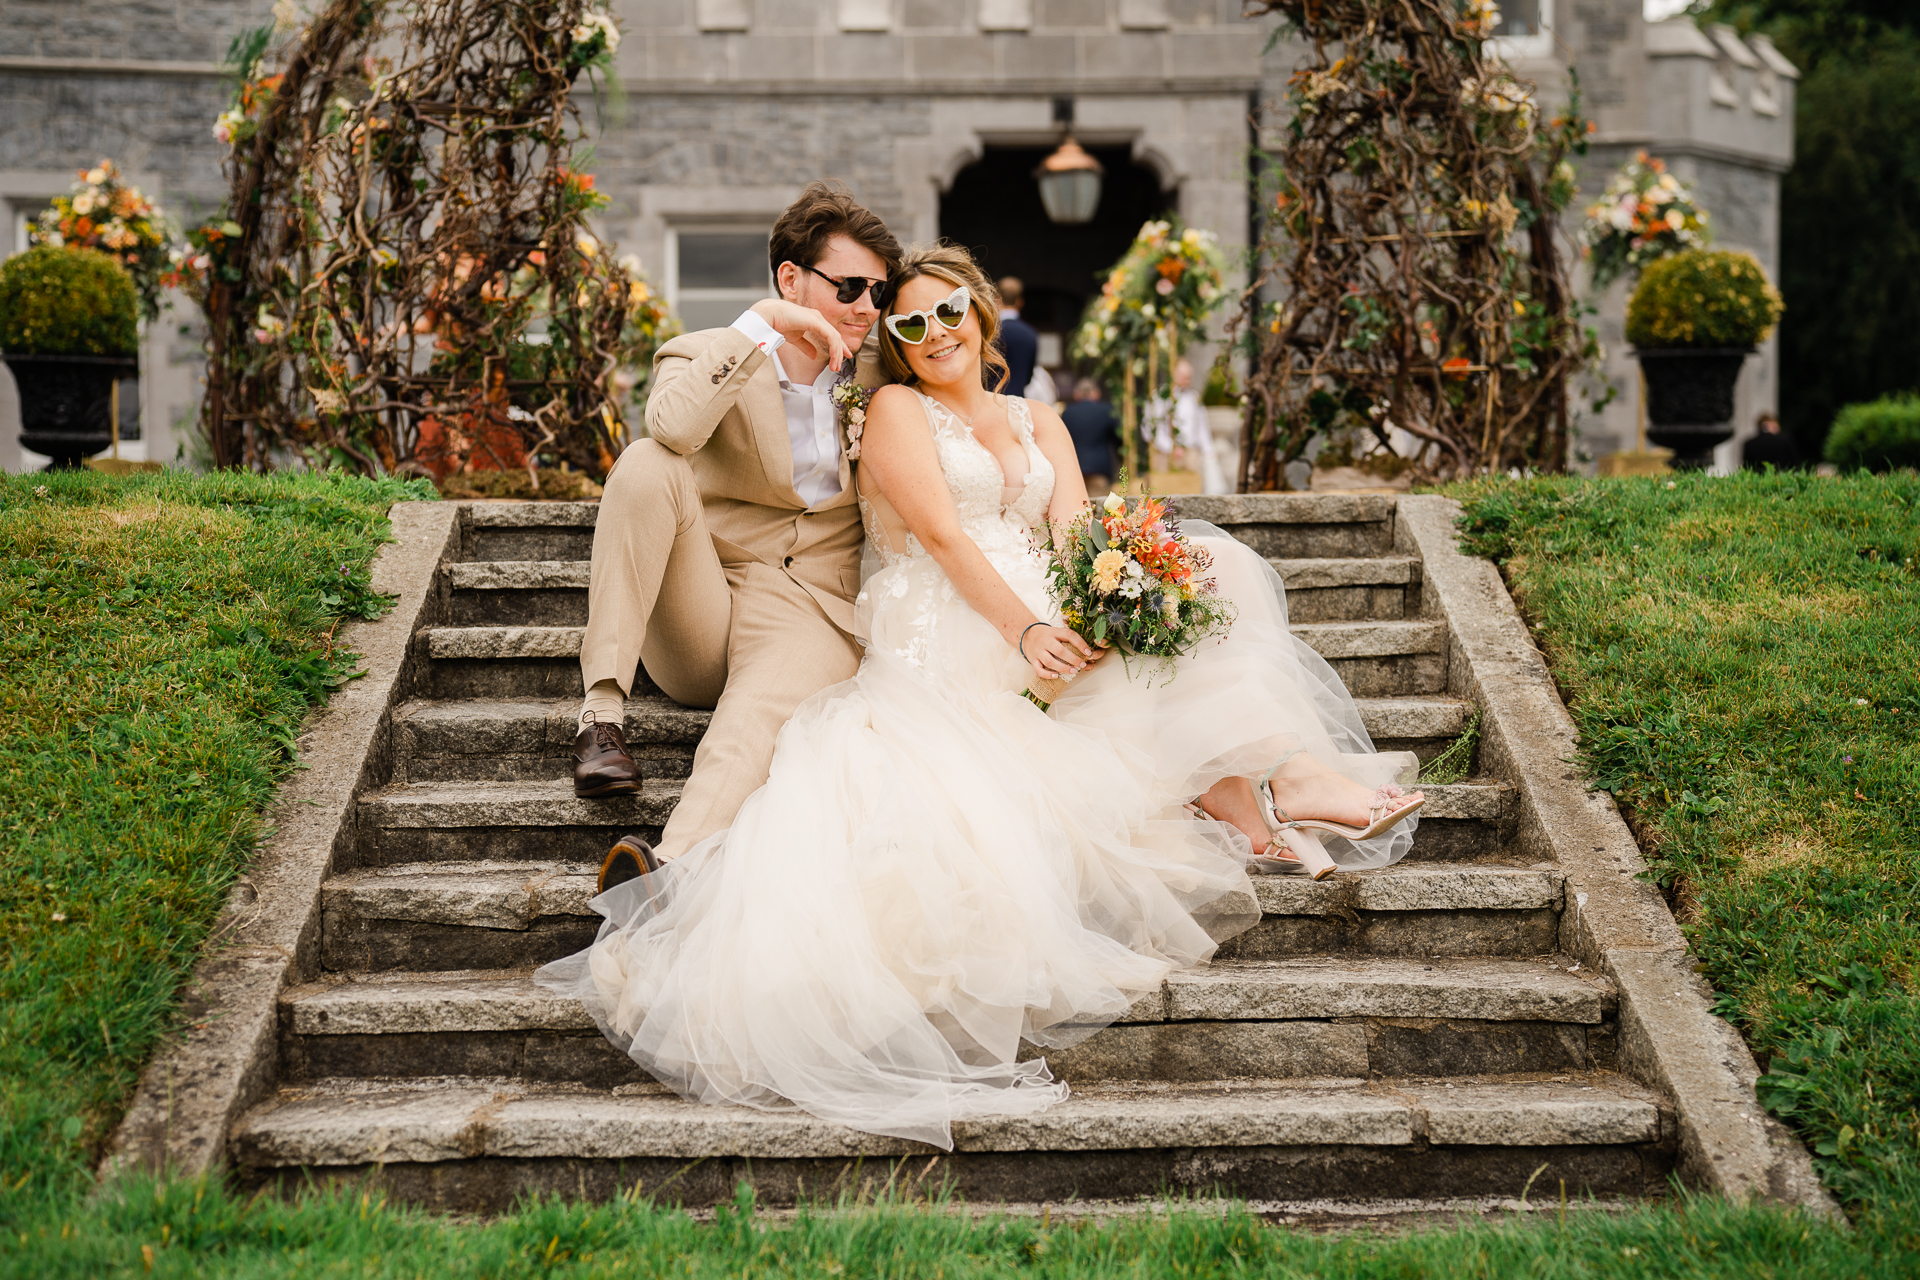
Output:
[1452, 470, 1920, 1242]
[0, 469, 432, 1220]
[4, 468, 1915, 1275]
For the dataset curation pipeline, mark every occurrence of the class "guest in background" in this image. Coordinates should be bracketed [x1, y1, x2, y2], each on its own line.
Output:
[1742, 411, 1804, 472]
[1026, 363, 1059, 408]
[995, 276, 1039, 400]
[1150, 359, 1228, 494]
[1061, 378, 1121, 497]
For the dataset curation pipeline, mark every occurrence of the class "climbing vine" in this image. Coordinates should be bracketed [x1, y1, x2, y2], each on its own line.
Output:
[186, 0, 672, 480]
[1230, 0, 1591, 488]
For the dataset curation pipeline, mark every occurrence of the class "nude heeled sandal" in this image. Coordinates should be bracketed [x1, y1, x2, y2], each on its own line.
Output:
[1255, 768, 1426, 845]
[1185, 801, 1320, 878]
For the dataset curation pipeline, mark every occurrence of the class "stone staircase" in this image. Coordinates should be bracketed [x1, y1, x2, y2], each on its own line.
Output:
[228, 496, 1675, 1213]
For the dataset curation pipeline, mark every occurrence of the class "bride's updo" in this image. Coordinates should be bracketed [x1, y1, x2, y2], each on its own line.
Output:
[879, 242, 1013, 393]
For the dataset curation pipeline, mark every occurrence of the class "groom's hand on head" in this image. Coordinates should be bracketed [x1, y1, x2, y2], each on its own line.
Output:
[750, 298, 852, 372]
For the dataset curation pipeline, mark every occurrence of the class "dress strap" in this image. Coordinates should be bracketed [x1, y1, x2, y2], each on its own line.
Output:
[1005, 393, 1036, 445]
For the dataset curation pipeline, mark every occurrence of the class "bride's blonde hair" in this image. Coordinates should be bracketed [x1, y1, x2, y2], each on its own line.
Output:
[878, 242, 1012, 393]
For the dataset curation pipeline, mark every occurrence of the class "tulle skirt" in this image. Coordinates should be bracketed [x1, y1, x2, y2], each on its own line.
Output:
[536, 523, 1418, 1149]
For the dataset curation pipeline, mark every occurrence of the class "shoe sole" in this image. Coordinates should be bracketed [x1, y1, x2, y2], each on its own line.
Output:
[575, 779, 644, 798]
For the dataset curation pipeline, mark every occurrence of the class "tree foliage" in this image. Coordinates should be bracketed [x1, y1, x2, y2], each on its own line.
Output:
[1701, 0, 1920, 451]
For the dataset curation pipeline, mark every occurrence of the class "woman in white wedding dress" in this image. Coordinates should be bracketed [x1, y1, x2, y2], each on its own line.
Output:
[537, 244, 1423, 1150]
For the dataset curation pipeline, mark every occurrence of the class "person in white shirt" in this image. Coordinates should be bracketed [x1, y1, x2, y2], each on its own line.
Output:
[1149, 359, 1228, 494]
[570, 182, 901, 892]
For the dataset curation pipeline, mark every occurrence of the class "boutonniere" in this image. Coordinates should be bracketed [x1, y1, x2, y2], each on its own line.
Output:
[830, 379, 873, 460]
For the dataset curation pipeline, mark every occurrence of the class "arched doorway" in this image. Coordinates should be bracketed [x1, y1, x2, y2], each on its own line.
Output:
[939, 145, 1174, 380]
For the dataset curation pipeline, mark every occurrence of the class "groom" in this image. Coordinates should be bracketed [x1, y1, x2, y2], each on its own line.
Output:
[573, 182, 902, 891]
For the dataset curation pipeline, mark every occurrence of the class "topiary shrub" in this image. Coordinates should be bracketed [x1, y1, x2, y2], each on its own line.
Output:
[1824, 394, 1920, 473]
[0, 246, 139, 357]
[1625, 249, 1784, 349]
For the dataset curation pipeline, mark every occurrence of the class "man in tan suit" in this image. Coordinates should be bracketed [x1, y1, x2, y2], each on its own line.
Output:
[573, 183, 902, 891]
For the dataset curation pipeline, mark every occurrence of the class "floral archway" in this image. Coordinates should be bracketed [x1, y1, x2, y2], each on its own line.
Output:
[182, 0, 671, 482]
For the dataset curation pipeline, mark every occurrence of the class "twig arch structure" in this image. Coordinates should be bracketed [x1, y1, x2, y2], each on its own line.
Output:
[1230, 0, 1590, 488]
[199, 0, 652, 479]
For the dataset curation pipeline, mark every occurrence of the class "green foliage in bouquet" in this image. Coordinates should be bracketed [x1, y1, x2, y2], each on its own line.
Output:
[1824, 394, 1920, 473]
[1038, 489, 1236, 675]
[1580, 151, 1710, 292]
[1072, 219, 1227, 389]
[1626, 250, 1784, 349]
[0, 246, 139, 358]
[29, 160, 178, 322]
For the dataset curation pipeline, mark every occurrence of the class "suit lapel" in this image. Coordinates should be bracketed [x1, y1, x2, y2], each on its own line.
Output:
[743, 358, 802, 508]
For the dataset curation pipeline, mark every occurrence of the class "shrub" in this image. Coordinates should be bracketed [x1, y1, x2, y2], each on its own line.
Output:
[1824, 393, 1920, 472]
[0, 246, 139, 357]
[1625, 249, 1784, 349]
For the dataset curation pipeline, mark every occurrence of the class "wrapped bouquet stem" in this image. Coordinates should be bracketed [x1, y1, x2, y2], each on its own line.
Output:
[1024, 487, 1235, 711]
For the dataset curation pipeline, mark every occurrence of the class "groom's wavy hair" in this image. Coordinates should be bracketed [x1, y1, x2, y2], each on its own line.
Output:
[767, 180, 903, 281]
[877, 242, 1012, 393]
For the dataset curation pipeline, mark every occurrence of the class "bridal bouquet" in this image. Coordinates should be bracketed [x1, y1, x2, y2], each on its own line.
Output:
[1025, 489, 1234, 710]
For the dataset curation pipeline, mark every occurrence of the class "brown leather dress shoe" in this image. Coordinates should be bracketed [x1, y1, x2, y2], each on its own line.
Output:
[573, 720, 643, 797]
[598, 834, 660, 895]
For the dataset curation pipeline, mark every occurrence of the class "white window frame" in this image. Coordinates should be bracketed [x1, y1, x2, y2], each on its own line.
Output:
[1488, 0, 1554, 60]
[665, 223, 777, 333]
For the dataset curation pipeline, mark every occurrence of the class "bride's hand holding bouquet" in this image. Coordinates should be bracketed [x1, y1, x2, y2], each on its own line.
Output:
[1023, 488, 1235, 710]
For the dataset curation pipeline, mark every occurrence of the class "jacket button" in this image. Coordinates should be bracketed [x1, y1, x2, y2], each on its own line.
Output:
[784, 556, 794, 567]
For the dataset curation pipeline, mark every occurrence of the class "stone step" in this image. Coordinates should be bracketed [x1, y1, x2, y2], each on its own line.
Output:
[443, 556, 1426, 628]
[468, 502, 600, 562]
[422, 618, 1450, 700]
[426, 619, 1446, 663]
[281, 955, 1610, 1088]
[231, 1073, 1669, 1212]
[318, 859, 1562, 973]
[1269, 556, 1418, 623]
[352, 778, 1511, 867]
[391, 693, 1476, 784]
[448, 561, 589, 627]
[394, 695, 707, 783]
[461, 496, 1405, 563]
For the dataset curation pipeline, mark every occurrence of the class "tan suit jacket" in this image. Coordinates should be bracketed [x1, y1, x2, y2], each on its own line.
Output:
[643, 324, 887, 634]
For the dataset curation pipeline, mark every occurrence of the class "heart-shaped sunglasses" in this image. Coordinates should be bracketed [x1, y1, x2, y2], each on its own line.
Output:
[884, 286, 972, 345]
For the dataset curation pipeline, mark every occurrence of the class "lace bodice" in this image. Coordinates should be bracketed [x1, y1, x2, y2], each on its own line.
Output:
[857, 391, 1055, 572]
[854, 392, 1057, 669]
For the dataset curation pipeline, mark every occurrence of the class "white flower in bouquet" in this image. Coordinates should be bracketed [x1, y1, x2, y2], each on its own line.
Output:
[573, 10, 621, 53]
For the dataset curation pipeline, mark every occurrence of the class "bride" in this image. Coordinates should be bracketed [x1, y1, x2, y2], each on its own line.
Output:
[537, 243, 1424, 1149]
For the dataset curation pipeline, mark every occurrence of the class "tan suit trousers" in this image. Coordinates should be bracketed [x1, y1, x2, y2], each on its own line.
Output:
[584, 439, 862, 862]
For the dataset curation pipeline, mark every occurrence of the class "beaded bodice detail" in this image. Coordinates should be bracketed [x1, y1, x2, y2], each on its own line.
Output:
[857, 392, 1055, 573]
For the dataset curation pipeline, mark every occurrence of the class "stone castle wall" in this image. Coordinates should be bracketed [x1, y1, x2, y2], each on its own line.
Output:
[0, 2, 1796, 476]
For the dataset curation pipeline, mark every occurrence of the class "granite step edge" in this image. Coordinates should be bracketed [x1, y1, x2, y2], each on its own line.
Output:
[230, 1072, 1665, 1167]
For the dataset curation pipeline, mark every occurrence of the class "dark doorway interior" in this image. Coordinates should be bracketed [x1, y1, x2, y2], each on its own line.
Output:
[939, 145, 1175, 373]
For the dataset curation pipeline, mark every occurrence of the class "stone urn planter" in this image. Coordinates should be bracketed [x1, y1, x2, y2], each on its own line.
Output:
[5, 354, 139, 469]
[1635, 346, 1751, 471]
[1625, 249, 1783, 472]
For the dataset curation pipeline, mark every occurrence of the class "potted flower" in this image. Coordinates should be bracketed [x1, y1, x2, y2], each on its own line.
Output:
[1625, 249, 1784, 469]
[0, 246, 141, 469]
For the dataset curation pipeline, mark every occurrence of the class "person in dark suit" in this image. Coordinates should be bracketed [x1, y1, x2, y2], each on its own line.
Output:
[1061, 378, 1122, 496]
[1742, 411, 1804, 471]
[995, 276, 1040, 398]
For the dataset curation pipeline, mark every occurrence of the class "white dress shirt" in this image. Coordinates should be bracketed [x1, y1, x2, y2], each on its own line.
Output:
[731, 309, 844, 507]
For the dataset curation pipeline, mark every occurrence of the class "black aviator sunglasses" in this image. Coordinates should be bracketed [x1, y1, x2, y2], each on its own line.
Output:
[790, 261, 893, 309]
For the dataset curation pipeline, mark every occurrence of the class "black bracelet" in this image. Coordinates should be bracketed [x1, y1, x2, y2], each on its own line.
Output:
[1017, 621, 1046, 661]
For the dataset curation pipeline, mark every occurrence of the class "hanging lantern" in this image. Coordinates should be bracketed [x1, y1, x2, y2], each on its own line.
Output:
[1035, 137, 1104, 225]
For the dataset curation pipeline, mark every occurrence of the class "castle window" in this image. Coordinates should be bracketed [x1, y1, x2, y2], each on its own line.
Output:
[668, 229, 776, 333]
